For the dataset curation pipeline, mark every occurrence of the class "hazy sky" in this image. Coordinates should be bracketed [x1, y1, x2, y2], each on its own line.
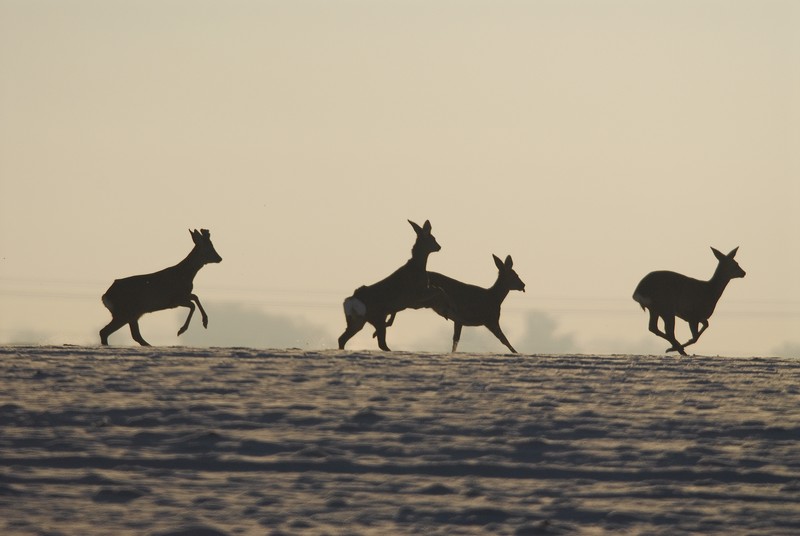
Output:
[1, 1, 798, 356]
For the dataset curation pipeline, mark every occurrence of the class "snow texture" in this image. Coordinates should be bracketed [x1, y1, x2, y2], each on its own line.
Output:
[1, 346, 799, 535]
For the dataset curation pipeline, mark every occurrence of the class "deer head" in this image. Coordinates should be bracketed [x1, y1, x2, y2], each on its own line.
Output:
[711, 246, 746, 280]
[408, 219, 441, 255]
[190, 228, 223, 264]
[493, 254, 526, 292]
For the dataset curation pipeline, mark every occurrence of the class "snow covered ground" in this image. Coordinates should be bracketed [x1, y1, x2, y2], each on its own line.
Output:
[1, 346, 798, 535]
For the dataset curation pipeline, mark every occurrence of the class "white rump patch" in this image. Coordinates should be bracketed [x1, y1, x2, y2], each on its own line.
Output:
[343, 297, 367, 318]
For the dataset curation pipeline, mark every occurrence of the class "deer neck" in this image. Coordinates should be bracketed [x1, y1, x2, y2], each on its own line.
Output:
[175, 249, 206, 280]
[489, 278, 510, 304]
[409, 244, 432, 271]
[707, 264, 733, 301]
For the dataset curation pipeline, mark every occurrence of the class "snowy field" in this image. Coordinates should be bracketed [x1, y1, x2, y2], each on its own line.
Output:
[1, 346, 799, 536]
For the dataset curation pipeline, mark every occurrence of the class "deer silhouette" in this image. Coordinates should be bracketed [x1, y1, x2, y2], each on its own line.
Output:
[633, 246, 745, 355]
[99, 229, 222, 346]
[384, 254, 525, 353]
[338, 219, 444, 351]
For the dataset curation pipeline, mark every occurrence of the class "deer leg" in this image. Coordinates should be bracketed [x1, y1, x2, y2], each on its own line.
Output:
[338, 316, 366, 350]
[129, 320, 151, 347]
[370, 319, 391, 351]
[486, 321, 517, 354]
[452, 323, 463, 353]
[100, 317, 126, 345]
[661, 315, 687, 356]
[647, 310, 683, 353]
[647, 310, 667, 339]
[374, 312, 396, 338]
[177, 301, 196, 336]
[191, 294, 209, 328]
[681, 320, 709, 350]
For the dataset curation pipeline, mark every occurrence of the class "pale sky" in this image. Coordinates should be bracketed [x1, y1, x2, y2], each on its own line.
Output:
[1, 1, 798, 356]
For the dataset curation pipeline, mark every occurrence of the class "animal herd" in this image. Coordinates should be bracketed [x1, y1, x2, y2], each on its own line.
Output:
[99, 222, 746, 355]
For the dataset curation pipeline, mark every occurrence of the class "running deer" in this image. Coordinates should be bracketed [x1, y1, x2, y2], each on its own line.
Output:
[338, 219, 444, 351]
[425, 254, 526, 353]
[99, 229, 222, 346]
[632, 246, 745, 355]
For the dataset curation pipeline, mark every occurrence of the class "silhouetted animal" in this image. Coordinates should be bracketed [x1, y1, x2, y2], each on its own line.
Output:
[338, 220, 444, 351]
[400, 254, 525, 353]
[100, 229, 222, 346]
[633, 247, 745, 355]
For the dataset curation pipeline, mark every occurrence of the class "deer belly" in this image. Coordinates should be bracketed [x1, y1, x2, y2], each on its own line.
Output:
[675, 302, 714, 323]
[450, 303, 492, 326]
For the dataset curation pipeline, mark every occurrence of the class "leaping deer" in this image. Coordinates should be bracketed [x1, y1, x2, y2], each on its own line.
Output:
[99, 229, 222, 346]
[338, 219, 444, 351]
[633, 246, 745, 355]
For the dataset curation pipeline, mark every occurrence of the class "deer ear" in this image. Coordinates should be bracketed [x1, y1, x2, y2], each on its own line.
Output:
[505, 255, 513, 269]
[422, 220, 432, 232]
[493, 254, 504, 270]
[711, 247, 725, 261]
[728, 246, 739, 258]
[408, 220, 422, 234]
